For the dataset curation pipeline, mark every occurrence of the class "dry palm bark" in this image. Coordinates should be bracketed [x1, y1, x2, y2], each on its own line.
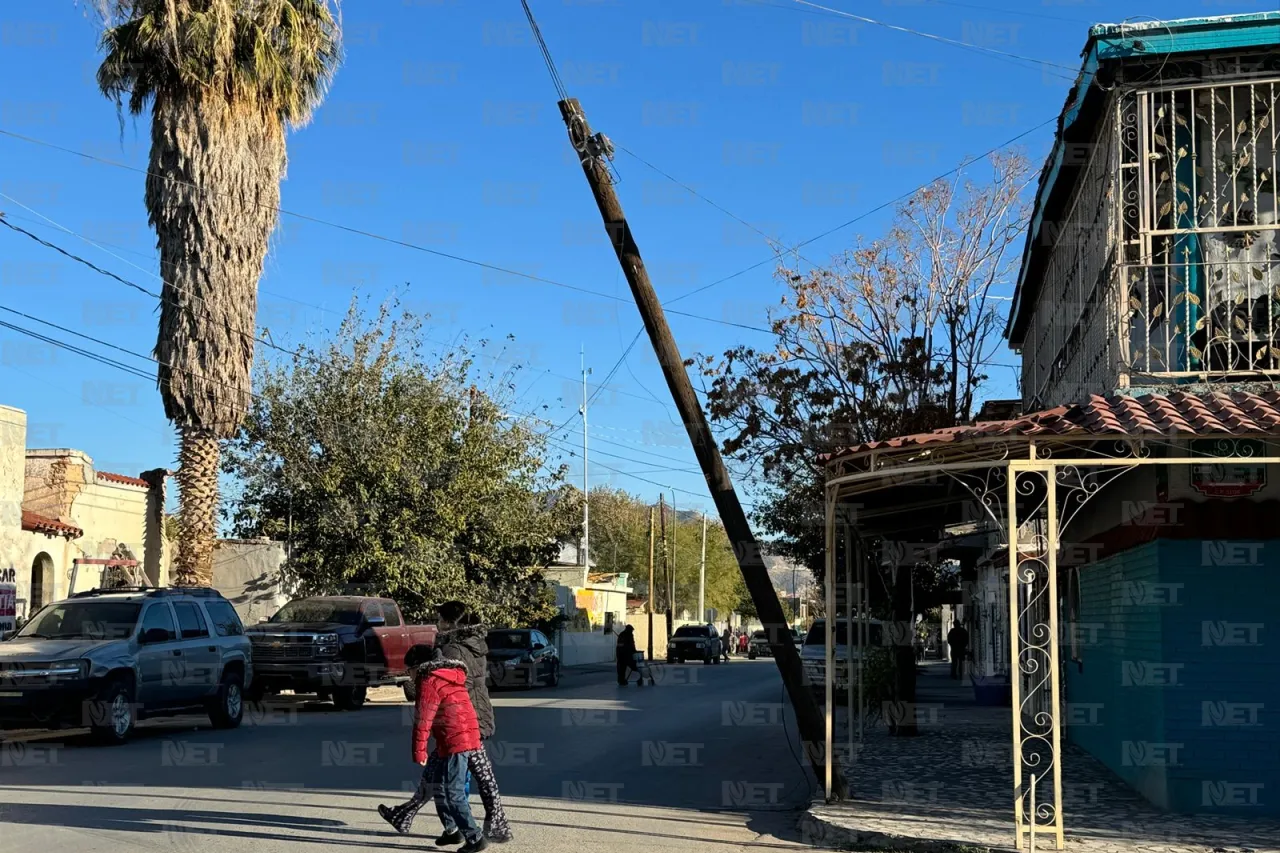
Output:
[95, 1, 342, 585]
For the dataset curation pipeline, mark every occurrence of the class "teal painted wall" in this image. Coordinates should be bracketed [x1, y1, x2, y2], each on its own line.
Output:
[1068, 539, 1280, 815]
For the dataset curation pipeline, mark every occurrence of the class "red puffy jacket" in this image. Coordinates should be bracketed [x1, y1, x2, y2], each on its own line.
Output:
[412, 658, 482, 763]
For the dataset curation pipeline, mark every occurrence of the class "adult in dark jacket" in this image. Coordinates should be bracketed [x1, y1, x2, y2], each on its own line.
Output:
[379, 603, 511, 845]
[616, 625, 640, 685]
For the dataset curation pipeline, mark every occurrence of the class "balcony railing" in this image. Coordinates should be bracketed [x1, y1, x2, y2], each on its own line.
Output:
[1124, 235, 1280, 378]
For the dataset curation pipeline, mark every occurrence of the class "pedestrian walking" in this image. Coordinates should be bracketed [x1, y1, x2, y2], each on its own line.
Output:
[384, 646, 488, 852]
[378, 602, 511, 845]
[616, 624, 641, 685]
[947, 620, 970, 681]
[721, 625, 733, 662]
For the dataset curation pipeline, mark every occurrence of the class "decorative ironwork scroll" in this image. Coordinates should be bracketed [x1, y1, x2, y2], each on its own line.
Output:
[1007, 463, 1064, 851]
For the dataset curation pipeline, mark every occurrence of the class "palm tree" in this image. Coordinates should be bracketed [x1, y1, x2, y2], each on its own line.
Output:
[95, 1, 342, 585]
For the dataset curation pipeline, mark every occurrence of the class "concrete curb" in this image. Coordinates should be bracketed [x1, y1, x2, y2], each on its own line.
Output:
[800, 799, 1015, 853]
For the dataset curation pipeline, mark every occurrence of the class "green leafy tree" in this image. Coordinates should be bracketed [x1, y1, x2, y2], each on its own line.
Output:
[222, 303, 580, 626]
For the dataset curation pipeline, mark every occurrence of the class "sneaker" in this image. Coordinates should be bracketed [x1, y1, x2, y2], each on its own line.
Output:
[459, 838, 489, 853]
[486, 828, 513, 844]
[376, 804, 410, 835]
[436, 829, 465, 846]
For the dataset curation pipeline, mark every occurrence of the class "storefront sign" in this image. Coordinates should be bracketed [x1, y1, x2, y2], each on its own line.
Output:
[0, 583, 16, 634]
[1190, 439, 1267, 498]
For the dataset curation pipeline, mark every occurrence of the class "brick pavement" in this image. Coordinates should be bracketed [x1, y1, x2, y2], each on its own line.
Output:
[802, 662, 1280, 853]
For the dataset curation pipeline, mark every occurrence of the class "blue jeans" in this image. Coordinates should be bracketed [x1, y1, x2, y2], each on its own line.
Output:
[434, 751, 481, 843]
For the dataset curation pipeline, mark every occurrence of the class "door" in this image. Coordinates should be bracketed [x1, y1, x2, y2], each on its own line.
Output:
[136, 602, 182, 709]
[378, 600, 409, 675]
[531, 631, 552, 679]
[360, 600, 388, 683]
[172, 600, 219, 701]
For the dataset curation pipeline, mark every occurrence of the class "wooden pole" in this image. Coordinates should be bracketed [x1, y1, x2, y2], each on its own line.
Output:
[659, 493, 669, 626]
[556, 96, 845, 799]
[698, 513, 707, 623]
[648, 505, 655, 662]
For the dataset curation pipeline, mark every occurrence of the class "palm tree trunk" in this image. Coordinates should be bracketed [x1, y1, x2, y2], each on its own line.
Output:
[173, 426, 220, 586]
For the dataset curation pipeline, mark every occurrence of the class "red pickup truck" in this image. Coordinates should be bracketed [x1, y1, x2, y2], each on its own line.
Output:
[245, 596, 436, 709]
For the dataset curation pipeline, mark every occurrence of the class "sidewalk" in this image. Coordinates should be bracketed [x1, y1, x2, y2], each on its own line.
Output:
[801, 662, 1280, 853]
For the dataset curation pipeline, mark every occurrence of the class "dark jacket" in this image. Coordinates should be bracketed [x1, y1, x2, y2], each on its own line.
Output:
[412, 658, 481, 762]
[616, 628, 637, 661]
[435, 623, 495, 739]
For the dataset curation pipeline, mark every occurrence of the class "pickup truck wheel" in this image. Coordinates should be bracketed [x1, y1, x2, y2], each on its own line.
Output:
[333, 686, 367, 711]
[546, 663, 560, 687]
[208, 670, 245, 729]
[89, 678, 135, 745]
[748, 650, 758, 660]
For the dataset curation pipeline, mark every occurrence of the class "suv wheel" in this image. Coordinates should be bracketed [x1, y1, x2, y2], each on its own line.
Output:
[209, 670, 245, 729]
[546, 663, 560, 687]
[90, 677, 136, 745]
[333, 686, 367, 711]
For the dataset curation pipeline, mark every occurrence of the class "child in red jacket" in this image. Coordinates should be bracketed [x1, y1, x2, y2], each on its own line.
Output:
[402, 646, 486, 851]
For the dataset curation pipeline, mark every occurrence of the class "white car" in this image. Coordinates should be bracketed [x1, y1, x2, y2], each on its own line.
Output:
[800, 618, 885, 698]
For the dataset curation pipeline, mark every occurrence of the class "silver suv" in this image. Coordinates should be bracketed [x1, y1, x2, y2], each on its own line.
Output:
[0, 587, 253, 743]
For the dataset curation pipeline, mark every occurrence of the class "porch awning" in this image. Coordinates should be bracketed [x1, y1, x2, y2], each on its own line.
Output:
[822, 390, 1280, 470]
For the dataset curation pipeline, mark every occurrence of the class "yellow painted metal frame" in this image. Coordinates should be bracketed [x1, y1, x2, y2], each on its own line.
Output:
[822, 439, 1280, 850]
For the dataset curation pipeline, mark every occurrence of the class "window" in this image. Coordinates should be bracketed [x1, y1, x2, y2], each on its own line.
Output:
[271, 600, 362, 625]
[173, 601, 209, 640]
[487, 631, 532, 650]
[532, 631, 548, 647]
[140, 603, 177, 642]
[380, 601, 402, 627]
[362, 602, 384, 623]
[204, 601, 244, 637]
[15, 601, 140, 640]
[673, 626, 710, 638]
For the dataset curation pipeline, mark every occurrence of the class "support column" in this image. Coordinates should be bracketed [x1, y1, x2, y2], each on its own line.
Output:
[1007, 462, 1064, 850]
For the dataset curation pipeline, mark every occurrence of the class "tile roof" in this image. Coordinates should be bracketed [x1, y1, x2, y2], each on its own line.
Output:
[97, 471, 150, 488]
[822, 391, 1280, 464]
[21, 510, 83, 539]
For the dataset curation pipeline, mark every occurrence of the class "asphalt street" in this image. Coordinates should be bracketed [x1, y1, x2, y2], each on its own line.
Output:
[0, 658, 833, 852]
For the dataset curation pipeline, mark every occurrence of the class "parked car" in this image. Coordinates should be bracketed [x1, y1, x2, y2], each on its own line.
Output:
[800, 617, 886, 701]
[0, 586, 252, 744]
[485, 628, 560, 688]
[666, 624, 723, 665]
[747, 627, 807, 659]
[245, 596, 435, 710]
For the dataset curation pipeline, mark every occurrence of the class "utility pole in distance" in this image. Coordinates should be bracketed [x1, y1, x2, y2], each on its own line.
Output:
[698, 513, 707, 623]
[658, 493, 668, 624]
[553, 95, 847, 800]
[647, 505, 655, 662]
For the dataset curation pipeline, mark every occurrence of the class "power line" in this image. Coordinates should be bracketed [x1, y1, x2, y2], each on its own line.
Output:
[0, 127, 770, 334]
[772, 0, 1080, 79]
[519, 0, 568, 102]
[667, 114, 1059, 305]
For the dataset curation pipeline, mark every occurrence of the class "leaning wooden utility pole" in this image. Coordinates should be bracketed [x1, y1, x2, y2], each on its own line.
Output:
[554, 95, 846, 799]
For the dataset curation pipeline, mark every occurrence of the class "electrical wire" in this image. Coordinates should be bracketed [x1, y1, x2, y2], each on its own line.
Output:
[667, 114, 1060, 305]
[0, 127, 769, 334]
[776, 0, 1080, 79]
[519, 0, 568, 102]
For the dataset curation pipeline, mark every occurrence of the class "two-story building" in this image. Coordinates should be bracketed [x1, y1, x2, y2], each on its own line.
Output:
[817, 12, 1280, 848]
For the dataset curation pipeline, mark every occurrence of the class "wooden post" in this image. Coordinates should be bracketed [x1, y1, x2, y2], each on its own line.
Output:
[648, 505, 655, 662]
[659, 493, 668, 622]
[556, 95, 845, 798]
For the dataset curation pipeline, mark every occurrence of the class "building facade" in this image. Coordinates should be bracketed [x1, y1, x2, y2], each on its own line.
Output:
[0, 403, 169, 625]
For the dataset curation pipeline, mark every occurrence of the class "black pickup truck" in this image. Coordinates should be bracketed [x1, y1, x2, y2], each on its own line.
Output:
[244, 596, 435, 710]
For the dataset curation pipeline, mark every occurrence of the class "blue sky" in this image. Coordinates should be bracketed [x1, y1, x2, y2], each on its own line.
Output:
[0, 0, 1269, 516]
